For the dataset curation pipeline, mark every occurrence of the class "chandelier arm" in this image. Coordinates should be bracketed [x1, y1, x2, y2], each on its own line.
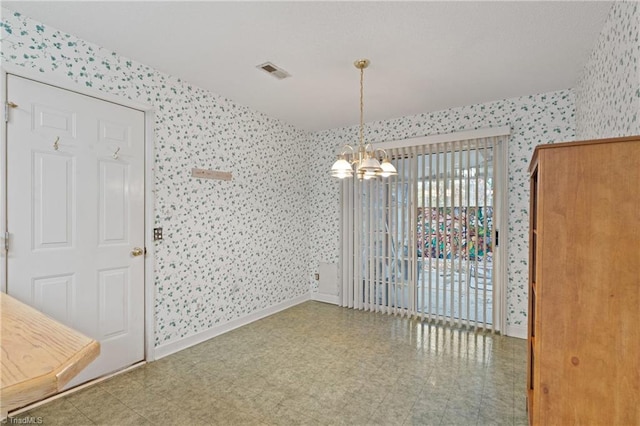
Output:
[339, 145, 355, 156]
[373, 147, 391, 159]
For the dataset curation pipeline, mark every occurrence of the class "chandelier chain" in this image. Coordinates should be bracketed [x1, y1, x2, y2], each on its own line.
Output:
[359, 65, 364, 147]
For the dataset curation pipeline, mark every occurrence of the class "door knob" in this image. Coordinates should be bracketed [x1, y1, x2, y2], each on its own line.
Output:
[131, 247, 144, 257]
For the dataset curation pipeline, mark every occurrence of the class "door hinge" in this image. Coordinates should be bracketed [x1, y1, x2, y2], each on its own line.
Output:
[4, 231, 9, 251]
[495, 230, 499, 247]
[4, 101, 18, 122]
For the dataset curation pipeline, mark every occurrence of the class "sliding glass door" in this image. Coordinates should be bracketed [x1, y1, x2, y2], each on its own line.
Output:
[415, 141, 494, 327]
[342, 134, 505, 331]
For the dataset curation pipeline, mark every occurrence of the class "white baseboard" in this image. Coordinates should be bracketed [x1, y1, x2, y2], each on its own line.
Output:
[154, 293, 310, 360]
[505, 324, 527, 339]
[311, 292, 340, 305]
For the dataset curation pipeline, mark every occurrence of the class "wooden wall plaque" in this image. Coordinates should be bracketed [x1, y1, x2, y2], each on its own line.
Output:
[191, 168, 232, 181]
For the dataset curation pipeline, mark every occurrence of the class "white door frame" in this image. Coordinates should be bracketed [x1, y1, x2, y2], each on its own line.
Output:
[0, 64, 157, 361]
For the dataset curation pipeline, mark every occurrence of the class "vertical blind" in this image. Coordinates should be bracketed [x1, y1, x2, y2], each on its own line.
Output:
[340, 135, 505, 331]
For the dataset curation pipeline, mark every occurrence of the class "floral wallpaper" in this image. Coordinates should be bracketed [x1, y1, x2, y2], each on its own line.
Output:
[307, 92, 576, 328]
[0, 9, 311, 347]
[576, 1, 639, 139]
[2, 2, 636, 342]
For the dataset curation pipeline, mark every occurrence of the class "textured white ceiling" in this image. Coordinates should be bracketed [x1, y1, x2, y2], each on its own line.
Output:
[2, 1, 613, 132]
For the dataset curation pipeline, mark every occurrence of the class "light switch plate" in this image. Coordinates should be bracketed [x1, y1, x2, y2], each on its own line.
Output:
[153, 227, 163, 241]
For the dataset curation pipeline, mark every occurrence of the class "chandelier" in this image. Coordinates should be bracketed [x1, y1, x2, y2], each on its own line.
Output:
[330, 59, 397, 180]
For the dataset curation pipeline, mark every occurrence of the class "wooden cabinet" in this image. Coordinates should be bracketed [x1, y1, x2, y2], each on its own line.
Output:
[527, 136, 640, 425]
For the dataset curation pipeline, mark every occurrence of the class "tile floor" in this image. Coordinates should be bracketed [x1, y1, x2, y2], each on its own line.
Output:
[10, 301, 528, 425]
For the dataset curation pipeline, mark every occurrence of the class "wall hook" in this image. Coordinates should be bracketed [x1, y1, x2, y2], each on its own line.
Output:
[53, 136, 60, 151]
[113, 147, 120, 159]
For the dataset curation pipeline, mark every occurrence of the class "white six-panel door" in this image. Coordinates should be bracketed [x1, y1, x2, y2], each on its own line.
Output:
[5, 74, 145, 387]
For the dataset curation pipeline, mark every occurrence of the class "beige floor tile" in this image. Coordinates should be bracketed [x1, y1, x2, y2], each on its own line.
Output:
[12, 302, 526, 426]
[70, 391, 149, 425]
[406, 389, 449, 425]
[16, 398, 93, 426]
[261, 402, 321, 426]
[133, 399, 202, 424]
[196, 399, 267, 425]
[113, 385, 172, 418]
[477, 410, 514, 426]
[63, 385, 111, 410]
[369, 397, 415, 425]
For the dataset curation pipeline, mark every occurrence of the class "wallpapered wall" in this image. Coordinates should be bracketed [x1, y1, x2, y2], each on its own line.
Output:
[576, 1, 640, 139]
[307, 92, 576, 329]
[1, 2, 634, 343]
[0, 9, 311, 347]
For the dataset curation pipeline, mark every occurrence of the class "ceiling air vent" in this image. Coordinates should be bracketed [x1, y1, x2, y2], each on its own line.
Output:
[257, 62, 291, 80]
